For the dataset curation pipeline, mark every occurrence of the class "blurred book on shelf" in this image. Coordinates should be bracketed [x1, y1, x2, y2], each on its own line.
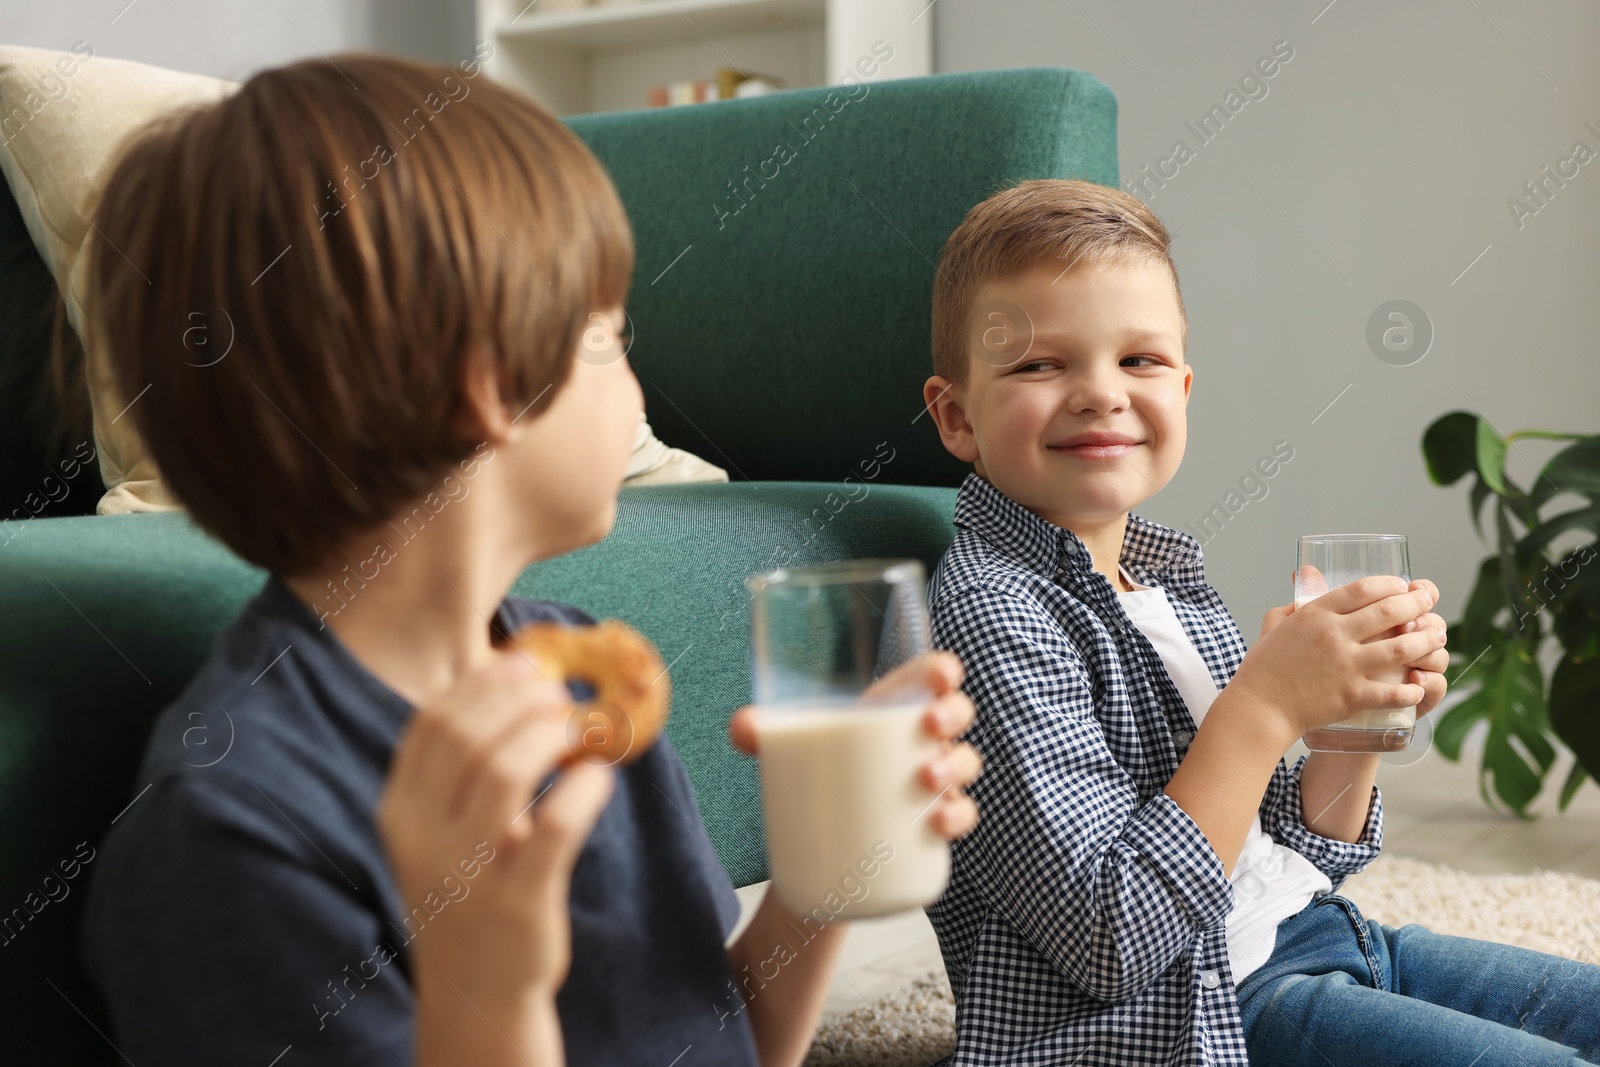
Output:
[646, 67, 783, 108]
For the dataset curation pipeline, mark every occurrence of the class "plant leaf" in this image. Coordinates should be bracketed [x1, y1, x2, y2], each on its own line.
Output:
[1512, 504, 1600, 571]
[1433, 681, 1495, 761]
[1558, 760, 1589, 812]
[1422, 412, 1480, 485]
[1483, 714, 1542, 816]
[1477, 419, 1512, 497]
[1550, 654, 1600, 783]
[1529, 434, 1600, 511]
[1469, 477, 1493, 543]
[1456, 556, 1504, 651]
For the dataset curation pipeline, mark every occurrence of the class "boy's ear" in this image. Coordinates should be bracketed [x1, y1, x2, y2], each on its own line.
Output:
[922, 375, 980, 464]
[453, 342, 524, 446]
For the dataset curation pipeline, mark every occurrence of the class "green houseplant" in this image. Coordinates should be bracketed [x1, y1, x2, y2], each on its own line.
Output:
[1422, 412, 1600, 817]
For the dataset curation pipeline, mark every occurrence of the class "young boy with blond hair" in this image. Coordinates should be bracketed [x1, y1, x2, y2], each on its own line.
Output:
[74, 53, 983, 1066]
[919, 178, 1600, 1066]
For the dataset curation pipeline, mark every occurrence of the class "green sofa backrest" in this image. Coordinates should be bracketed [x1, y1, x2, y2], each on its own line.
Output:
[0, 66, 1118, 1064]
[566, 66, 1118, 486]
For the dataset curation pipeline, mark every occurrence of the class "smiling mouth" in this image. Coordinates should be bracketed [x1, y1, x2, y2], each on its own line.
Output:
[1049, 442, 1143, 459]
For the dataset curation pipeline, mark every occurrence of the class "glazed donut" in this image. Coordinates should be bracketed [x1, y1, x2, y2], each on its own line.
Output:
[510, 619, 670, 766]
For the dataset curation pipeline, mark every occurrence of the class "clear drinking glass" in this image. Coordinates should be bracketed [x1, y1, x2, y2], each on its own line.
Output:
[1294, 534, 1416, 752]
[745, 558, 950, 921]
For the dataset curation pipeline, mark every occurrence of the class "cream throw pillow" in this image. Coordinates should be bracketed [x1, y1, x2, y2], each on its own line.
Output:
[0, 43, 232, 513]
[0, 44, 727, 515]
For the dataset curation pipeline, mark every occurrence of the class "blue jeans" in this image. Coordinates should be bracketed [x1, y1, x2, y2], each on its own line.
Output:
[1236, 892, 1600, 1066]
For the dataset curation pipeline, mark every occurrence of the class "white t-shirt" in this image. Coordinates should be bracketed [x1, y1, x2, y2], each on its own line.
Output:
[1115, 563, 1330, 982]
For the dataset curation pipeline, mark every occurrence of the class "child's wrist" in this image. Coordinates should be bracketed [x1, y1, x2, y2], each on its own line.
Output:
[414, 957, 562, 1011]
[415, 977, 561, 1067]
[1214, 676, 1302, 754]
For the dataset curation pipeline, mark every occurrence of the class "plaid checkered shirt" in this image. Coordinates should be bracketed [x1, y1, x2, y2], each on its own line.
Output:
[926, 472, 1384, 1066]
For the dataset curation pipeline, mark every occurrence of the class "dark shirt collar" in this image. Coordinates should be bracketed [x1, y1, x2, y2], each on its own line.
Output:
[952, 471, 1206, 588]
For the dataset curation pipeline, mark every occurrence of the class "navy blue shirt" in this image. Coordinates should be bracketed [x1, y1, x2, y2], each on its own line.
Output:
[79, 575, 758, 1066]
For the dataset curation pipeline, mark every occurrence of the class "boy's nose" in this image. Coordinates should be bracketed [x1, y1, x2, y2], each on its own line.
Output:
[1063, 376, 1129, 417]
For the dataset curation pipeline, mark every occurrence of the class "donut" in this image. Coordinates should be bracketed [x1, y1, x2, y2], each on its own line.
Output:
[509, 619, 670, 766]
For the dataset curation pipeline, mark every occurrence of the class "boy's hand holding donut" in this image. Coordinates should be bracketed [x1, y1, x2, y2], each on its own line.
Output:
[376, 650, 613, 1036]
[729, 650, 983, 839]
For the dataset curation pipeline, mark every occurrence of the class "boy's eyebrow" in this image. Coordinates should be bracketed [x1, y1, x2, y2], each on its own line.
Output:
[1028, 328, 1182, 348]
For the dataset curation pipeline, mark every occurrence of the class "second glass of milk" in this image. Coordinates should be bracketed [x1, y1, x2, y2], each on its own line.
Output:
[1294, 533, 1416, 752]
[746, 558, 951, 921]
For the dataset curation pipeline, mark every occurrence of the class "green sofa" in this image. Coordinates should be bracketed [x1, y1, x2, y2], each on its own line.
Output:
[0, 65, 1118, 1062]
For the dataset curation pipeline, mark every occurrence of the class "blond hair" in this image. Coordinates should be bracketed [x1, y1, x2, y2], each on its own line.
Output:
[931, 178, 1185, 385]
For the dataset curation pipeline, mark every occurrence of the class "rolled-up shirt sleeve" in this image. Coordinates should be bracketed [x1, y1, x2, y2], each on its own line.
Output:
[937, 587, 1234, 1005]
[1261, 752, 1383, 893]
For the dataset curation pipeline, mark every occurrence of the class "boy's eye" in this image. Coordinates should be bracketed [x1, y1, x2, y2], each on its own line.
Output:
[1012, 355, 1162, 373]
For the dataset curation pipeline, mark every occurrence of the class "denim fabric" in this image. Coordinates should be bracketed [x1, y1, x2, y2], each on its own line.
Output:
[1236, 892, 1600, 1066]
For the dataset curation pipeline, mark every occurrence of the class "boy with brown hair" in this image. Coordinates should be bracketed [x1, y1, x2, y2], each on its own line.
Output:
[918, 178, 1600, 1065]
[74, 54, 982, 1066]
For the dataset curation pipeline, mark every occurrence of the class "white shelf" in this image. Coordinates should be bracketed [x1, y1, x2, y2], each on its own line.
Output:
[479, 0, 929, 117]
[498, 0, 824, 51]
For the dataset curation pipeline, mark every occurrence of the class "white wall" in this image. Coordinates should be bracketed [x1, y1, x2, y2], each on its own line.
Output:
[934, 0, 1600, 663]
[1, 0, 475, 81]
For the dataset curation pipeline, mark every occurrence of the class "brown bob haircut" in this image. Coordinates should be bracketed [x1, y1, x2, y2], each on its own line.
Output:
[85, 53, 634, 576]
[930, 178, 1187, 386]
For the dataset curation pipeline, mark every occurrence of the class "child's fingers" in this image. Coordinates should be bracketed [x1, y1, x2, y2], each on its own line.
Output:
[1369, 626, 1447, 676]
[920, 741, 982, 792]
[1413, 668, 1448, 717]
[459, 712, 578, 837]
[1346, 580, 1435, 640]
[925, 650, 965, 692]
[931, 793, 979, 839]
[861, 650, 965, 703]
[1409, 578, 1440, 607]
[508, 761, 616, 887]
[393, 656, 565, 807]
[1398, 611, 1445, 637]
[1358, 676, 1429, 714]
[1405, 647, 1449, 673]
[922, 690, 975, 741]
[727, 706, 758, 756]
[1323, 574, 1410, 615]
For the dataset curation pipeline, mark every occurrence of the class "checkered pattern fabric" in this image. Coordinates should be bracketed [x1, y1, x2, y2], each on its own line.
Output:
[927, 473, 1383, 1066]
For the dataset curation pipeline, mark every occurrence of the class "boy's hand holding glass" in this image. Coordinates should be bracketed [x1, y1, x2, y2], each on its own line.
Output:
[1235, 574, 1444, 752]
[732, 559, 981, 921]
[728, 648, 981, 836]
[1261, 576, 1450, 724]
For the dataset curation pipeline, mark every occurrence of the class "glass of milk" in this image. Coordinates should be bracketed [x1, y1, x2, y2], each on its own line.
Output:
[745, 558, 951, 921]
[1294, 534, 1416, 752]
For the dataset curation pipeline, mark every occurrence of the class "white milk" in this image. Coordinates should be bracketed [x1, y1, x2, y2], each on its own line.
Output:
[755, 701, 951, 921]
[1294, 595, 1415, 740]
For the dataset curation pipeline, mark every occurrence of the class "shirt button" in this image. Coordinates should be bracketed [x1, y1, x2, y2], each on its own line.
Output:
[1173, 729, 1193, 748]
[1201, 969, 1221, 990]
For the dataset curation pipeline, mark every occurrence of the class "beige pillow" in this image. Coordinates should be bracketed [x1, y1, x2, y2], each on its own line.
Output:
[0, 43, 233, 514]
[625, 411, 729, 485]
[0, 44, 726, 516]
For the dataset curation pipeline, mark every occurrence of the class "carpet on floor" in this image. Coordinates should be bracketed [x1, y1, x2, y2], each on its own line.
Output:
[802, 855, 1600, 1066]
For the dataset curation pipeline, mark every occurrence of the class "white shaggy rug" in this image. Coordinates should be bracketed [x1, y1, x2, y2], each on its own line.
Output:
[802, 856, 1600, 1066]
